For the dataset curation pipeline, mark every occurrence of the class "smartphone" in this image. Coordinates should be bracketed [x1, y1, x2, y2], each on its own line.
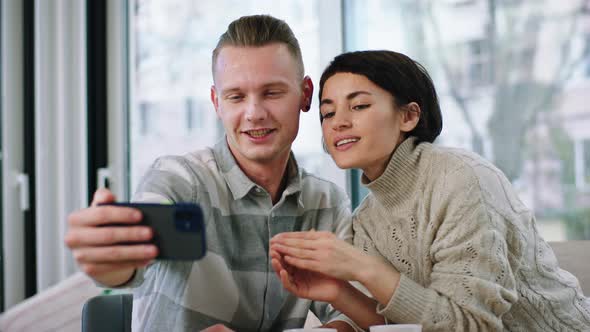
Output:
[101, 202, 206, 260]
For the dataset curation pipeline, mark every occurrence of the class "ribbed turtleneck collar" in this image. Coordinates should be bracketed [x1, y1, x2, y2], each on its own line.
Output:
[362, 136, 430, 210]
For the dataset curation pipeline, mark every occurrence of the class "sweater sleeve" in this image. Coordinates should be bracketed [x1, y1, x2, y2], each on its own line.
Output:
[353, 201, 383, 259]
[377, 163, 520, 331]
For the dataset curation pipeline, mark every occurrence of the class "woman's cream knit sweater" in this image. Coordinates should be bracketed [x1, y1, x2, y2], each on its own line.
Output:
[353, 137, 590, 331]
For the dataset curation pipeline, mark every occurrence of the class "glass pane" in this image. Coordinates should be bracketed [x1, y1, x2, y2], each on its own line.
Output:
[584, 139, 590, 184]
[345, 0, 590, 240]
[0, 0, 4, 310]
[130, 0, 345, 193]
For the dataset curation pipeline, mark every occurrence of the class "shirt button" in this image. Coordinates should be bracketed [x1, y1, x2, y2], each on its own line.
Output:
[254, 187, 263, 193]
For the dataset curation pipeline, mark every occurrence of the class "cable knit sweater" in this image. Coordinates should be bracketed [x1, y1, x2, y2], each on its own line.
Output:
[353, 137, 590, 331]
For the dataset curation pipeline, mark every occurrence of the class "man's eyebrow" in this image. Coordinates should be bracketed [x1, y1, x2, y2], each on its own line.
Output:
[320, 91, 372, 106]
[262, 81, 289, 88]
[221, 87, 242, 95]
[220, 81, 290, 95]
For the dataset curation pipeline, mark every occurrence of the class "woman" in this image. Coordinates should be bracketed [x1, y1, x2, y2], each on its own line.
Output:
[270, 50, 590, 331]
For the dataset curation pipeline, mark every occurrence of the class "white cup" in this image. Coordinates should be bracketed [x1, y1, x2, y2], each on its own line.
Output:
[284, 329, 336, 332]
[370, 324, 422, 332]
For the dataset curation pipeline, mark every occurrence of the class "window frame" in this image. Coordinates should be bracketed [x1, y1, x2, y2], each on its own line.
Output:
[106, 0, 131, 200]
[1, 0, 26, 310]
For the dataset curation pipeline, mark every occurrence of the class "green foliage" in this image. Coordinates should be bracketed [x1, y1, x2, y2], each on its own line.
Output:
[562, 208, 590, 240]
[548, 126, 576, 185]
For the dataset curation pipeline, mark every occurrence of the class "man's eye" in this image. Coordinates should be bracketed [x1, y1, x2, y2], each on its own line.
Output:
[352, 104, 370, 111]
[227, 95, 244, 102]
[265, 90, 283, 97]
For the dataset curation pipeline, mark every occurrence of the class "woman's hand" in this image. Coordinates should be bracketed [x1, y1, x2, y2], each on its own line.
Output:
[270, 231, 369, 282]
[270, 248, 346, 302]
[270, 238, 392, 330]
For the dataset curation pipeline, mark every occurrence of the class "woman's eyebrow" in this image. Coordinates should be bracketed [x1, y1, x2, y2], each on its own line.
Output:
[320, 98, 333, 107]
[346, 91, 371, 100]
[320, 91, 372, 106]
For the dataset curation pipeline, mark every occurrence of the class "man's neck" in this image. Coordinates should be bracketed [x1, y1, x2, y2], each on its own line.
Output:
[242, 158, 289, 204]
[228, 146, 291, 204]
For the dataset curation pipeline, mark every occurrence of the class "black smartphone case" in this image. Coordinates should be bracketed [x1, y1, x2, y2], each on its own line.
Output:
[105, 203, 207, 260]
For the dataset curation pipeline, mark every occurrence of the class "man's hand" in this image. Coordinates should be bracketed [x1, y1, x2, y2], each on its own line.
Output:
[323, 320, 356, 332]
[200, 324, 235, 332]
[64, 188, 158, 286]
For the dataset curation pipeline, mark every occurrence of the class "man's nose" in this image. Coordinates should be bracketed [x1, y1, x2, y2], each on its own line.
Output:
[245, 98, 267, 122]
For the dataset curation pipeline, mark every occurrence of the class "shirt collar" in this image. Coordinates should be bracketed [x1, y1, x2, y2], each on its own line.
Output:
[213, 137, 303, 201]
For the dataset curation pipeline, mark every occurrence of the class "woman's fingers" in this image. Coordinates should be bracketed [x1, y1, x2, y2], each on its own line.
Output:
[271, 237, 321, 252]
[279, 269, 297, 292]
[271, 230, 331, 242]
[271, 258, 285, 278]
[273, 258, 297, 292]
[269, 247, 282, 260]
[272, 256, 299, 286]
[284, 255, 319, 272]
[272, 243, 316, 259]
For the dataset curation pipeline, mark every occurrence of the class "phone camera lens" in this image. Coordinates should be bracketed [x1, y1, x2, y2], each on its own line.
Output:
[174, 210, 199, 232]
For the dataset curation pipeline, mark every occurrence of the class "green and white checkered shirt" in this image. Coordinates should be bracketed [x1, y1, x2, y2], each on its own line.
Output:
[124, 139, 354, 331]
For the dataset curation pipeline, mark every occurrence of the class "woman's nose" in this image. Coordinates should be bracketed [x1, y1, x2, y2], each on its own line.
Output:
[332, 111, 351, 130]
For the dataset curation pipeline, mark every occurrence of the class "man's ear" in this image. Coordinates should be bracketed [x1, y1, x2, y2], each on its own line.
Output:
[300, 76, 314, 112]
[400, 102, 421, 132]
[210, 85, 219, 115]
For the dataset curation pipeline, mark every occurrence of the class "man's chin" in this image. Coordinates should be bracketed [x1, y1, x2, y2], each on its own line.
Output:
[236, 146, 281, 162]
[245, 151, 281, 163]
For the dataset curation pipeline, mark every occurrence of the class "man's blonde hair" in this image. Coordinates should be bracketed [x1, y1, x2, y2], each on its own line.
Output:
[212, 15, 304, 79]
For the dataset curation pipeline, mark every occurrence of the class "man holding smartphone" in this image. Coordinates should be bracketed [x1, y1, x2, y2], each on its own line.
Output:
[65, 15, 356, 332]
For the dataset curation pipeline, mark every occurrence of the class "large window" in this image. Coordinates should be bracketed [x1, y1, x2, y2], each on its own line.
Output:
[126, 0, 590, 241]
[575, 138, 590, 189]
[344, 0, 590, 241]
[130, 0, 345, 193]
[0, 0, 4, 311]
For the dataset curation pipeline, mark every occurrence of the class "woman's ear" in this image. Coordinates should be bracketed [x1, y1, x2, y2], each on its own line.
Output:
[399, 102, 421, 132]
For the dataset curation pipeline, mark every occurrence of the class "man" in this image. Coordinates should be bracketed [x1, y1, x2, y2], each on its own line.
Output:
[66, 15, 356, 331]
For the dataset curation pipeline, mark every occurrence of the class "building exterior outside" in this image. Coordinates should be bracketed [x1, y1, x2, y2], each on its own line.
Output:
[131, 0, 590, 240]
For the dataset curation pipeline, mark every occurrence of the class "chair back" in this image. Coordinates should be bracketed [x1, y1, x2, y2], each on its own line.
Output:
[81, 294, 133, 332]
[549, 241, 590, 295]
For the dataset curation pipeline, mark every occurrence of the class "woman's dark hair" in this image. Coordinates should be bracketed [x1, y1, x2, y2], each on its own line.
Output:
[319, 50, 443, 144]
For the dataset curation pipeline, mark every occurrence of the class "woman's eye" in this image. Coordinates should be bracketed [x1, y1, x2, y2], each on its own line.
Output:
[322, 112, 335, 119]
[352, 104, 370, 111]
